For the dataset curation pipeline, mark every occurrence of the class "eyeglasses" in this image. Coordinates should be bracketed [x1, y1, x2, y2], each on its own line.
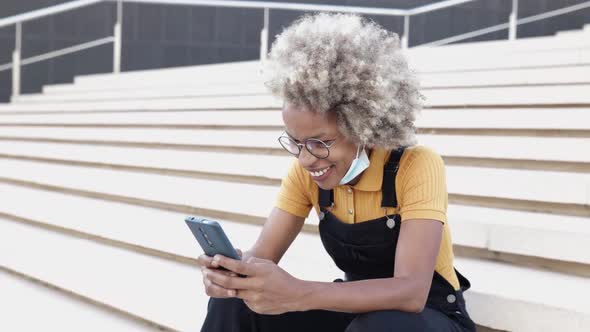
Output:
[278, 132, 338, 159]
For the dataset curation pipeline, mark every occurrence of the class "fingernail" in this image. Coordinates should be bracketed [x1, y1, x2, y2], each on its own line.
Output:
[227, 290, 235, 297]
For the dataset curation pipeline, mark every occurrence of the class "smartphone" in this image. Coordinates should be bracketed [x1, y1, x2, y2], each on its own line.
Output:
[185, 216, 241, 260]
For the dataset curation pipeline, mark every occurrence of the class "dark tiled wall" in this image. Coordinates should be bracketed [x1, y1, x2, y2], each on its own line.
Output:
[0, 0, 588, 102]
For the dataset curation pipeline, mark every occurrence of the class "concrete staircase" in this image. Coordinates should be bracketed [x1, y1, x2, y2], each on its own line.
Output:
[1, 25, 589, 331]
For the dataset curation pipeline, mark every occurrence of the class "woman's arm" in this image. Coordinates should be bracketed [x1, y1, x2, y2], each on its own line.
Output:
[244, 207, 305, 264]
[301, 218, 443, 313]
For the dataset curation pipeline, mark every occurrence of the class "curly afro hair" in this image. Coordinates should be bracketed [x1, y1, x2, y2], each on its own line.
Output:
[263, 12, 423, 149]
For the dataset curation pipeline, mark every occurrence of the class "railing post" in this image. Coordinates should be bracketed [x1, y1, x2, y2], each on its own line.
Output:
[402, 15, 410, 49]
[12, 22, 22, 99]
[113, 0, 123, 74]
[509, 0, 519, 40]
[260, 8, 269, 63]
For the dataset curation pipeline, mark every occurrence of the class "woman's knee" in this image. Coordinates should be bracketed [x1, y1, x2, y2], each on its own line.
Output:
[345, 310, 426, 332]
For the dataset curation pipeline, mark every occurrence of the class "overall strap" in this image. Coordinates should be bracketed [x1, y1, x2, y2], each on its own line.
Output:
[381, 147, 405, 208]
[318, 187, 334, 208]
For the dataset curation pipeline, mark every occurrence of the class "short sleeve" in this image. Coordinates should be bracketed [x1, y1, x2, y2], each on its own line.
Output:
[398, 147, 448, 224]
[274, 159, 313, 218]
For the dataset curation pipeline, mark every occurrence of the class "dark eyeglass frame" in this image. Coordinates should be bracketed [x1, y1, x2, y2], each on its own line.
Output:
[277, 132, 338, 159]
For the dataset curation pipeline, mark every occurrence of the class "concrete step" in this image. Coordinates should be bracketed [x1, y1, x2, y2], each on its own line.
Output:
[420, 84, 590, 106]
[14, 83, 268, 104]
[14, 66, 590, 103]
[72, 49, 590, 85]
[408, 29, 590, 55]
[412, 48, 589, 72]
[455, 257, 590, 332]
[418, 135, 590, 163]
[0, 216, 204, 331]
[0, 159, 589, 268]
[449, 204, 590, 267]
[2, 84, 590, 112]
[0, 109, 283, 126]
[0, 142, 587, 208]
[0, 137, 585, 175]
[0, 128, 587, 163]
[1, 126, 579, 139]
[0, 158, 294, 224]
[0, 192, 339, 329]
[0, 141, 291, 181]
[18, 83, 590, 107]
[0, 95, 281, 112]
[0, 183, 342, 280]
[68, 37, 590, 84]
[2, 175, 590, 271]
[0, 108, 588, 131]
[0, 265, 157, 331]
[418, 65, 590, 86]
[410, 39, 590, 60]
[1, 189, 588, 332]
[72, 60, 262, 85]
[415, 108, 590, 131]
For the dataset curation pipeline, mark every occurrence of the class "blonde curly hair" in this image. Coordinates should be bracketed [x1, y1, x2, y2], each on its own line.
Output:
[263, 13, 423, 149]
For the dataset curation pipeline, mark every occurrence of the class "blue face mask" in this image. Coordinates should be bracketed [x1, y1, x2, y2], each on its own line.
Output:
[339, 145, 370, 185]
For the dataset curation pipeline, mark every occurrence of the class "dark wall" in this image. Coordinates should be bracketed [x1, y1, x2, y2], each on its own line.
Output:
[0, 0, 589, 102]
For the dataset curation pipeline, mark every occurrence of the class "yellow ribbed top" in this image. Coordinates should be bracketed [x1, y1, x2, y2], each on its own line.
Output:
[275, 145, 460, 290]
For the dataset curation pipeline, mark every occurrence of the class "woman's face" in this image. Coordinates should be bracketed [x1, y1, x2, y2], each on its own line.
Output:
[282, 102, 362, 190]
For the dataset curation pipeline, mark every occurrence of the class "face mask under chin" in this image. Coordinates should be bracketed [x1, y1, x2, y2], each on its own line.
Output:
[339, 145, 370, 185]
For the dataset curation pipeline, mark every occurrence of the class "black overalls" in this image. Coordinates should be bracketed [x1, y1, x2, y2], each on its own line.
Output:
[202, 148, 477, 332]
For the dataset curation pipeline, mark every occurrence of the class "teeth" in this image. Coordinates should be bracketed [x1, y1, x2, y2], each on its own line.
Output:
[311, 166, 330, 177]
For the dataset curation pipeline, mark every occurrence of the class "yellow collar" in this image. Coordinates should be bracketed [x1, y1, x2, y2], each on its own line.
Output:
[347, 147, 392, 192]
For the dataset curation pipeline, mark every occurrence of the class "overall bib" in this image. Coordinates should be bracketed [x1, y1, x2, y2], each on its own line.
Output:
[201, 148, 477, 332]
[316, 147, 476, 332]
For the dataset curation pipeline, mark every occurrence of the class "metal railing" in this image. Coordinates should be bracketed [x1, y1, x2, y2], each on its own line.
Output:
[0, 0, 589, 100]
[0, 0, 120, 98]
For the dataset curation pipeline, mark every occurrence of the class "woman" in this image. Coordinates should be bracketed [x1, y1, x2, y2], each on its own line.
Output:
[198, 13, 477, 332]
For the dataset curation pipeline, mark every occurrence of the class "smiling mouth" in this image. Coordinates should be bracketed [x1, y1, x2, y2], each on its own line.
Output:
[309, 165, 334, 179]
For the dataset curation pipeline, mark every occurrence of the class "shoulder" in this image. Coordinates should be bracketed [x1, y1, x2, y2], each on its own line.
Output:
[396, 145, 446, 189]
[399, 145, 445, 172]
[395, 145, 448, 223]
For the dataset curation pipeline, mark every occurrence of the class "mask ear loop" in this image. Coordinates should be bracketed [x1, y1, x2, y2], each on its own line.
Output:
[357, 144, 366, 158]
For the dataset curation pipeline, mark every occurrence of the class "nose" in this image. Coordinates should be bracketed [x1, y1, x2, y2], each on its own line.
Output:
[298, 146, 318, 167]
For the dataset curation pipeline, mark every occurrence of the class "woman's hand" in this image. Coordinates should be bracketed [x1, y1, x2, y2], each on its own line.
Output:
[207, 255, 309, 315]
[197, 248, 252, 298]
